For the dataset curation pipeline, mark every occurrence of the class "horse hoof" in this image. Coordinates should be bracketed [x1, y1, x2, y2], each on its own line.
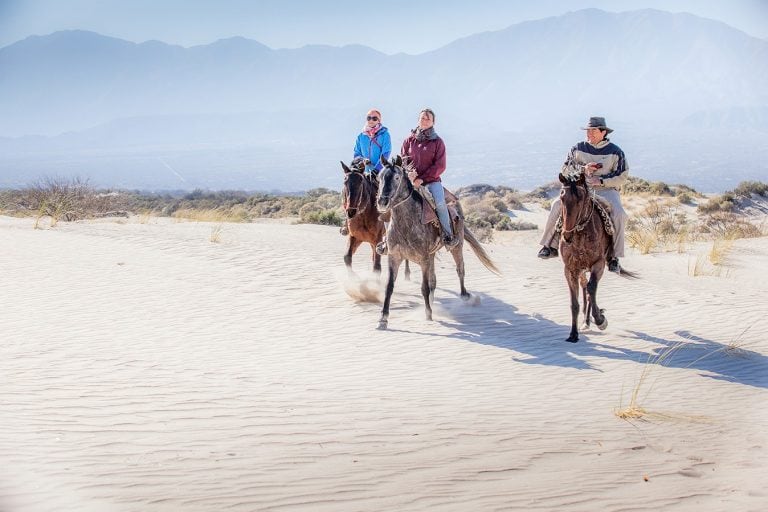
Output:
[597, 317, 608, 330]
[377, 321, 388, 330]
[566, 335, 579, 343]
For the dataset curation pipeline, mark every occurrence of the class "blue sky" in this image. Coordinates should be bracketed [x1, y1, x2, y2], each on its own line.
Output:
[1, 0, 766, 53]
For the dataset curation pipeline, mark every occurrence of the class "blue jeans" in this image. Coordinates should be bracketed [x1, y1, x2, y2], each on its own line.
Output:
[426, 181, 453, 238]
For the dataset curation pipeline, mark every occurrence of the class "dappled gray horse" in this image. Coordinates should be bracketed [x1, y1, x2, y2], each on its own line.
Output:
[375, 155, 499, 329]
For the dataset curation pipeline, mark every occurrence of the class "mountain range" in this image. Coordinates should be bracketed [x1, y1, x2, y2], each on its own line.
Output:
[1, 8, 766, 192]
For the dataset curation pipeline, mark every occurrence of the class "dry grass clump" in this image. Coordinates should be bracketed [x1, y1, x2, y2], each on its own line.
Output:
[461, 189, 537, 242]
[699, 212, 765, 240]
[626, 199, 693, 254]
[172, 208, 249, 223]
[10, 177, 128, 227]
[622, 177, 705, 207]
[732, 180, 768, 198]
[697, 180, 768, 214]
[209, 224, 224, 243]
[616, 342, 688, 421]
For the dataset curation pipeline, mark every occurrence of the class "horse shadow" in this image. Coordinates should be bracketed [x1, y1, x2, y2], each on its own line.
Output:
[399, 289, 768, 389]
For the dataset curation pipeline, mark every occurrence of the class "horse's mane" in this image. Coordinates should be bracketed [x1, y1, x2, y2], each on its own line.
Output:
[391, 159, 424, 206]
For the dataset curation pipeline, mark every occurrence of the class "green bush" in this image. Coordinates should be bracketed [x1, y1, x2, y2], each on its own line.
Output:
[732, 181, 768, 198]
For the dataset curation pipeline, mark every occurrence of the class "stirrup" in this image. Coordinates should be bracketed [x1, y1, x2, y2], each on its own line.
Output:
[443, 235, 459, 250]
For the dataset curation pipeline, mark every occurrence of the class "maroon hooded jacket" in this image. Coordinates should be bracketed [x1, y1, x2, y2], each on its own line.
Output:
[400, 129, 446, 184]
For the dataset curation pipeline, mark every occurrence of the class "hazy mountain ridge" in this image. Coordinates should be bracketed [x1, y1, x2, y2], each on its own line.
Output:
[0, 8, 766, 192]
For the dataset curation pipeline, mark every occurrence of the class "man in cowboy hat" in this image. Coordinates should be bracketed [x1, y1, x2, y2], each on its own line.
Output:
[537, 116, 629, 273]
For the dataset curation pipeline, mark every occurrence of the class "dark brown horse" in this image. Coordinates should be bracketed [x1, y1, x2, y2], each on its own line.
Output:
[559, 172, 637, 342]
[375, 155, 500, 330]
[341, 160, 384, 273]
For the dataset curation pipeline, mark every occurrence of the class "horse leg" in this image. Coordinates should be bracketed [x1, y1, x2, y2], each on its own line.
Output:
[587, 264, 608, 330]
[404, 260, 411, 281]
[370, 242, 382, 273]
[421, 258, 436, 321]
[580, 272, 590, 328]
[378, 255, 402, 330]
[450, 244, 470, 300]
[564, 270, 580, 342]
[344, 236, 363, 271]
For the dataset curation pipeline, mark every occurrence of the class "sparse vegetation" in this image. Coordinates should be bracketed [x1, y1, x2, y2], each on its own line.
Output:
[626, 199, 693, 254]
[697, 180, 768, 214]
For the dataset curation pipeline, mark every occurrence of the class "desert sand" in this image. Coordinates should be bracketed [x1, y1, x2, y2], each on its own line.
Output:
[1, 210, 766, 511]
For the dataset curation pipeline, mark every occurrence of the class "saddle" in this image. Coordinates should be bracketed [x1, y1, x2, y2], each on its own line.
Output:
[555, 193, 615, 236]
[418, 186, 460, 229]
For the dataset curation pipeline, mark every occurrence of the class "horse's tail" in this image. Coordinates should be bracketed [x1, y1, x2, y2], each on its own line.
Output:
[463, 226, 501, 275]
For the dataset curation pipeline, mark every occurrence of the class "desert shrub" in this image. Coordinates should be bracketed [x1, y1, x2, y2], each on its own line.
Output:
[524, 181, 559, 200]
[621, 176, 672, 196]
[676, 192, 694, 205]
[697, 193, 736, 214]
[300, 208, 343, 226]
[23, 177, 123, 225]
[298, 202, 343, 226]
[732, 181, 768, 198]
[626, 199, 692, 254]
[494, 216, 537, 231]
[699, 212, 764, 239]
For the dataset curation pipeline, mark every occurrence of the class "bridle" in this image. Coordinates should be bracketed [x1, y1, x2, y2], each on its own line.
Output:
[561, 180, 595, 239]
[378, 166, 413, 212]
[344, 170, 371, 215]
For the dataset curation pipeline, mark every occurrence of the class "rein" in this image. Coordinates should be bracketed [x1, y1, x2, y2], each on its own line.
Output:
[561, 183, 595, 235]
[379, 168, 413, 211]
[345, 172, 372, 214]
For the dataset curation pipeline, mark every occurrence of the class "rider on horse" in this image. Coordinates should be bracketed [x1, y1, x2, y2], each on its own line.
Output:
[341, 108, 392, 236]
[538, 116, 629, 273]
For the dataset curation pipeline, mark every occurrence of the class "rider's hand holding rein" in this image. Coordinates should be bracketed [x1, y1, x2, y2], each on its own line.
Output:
[584, 162, 602, 187]
[408, 169, 423, 187]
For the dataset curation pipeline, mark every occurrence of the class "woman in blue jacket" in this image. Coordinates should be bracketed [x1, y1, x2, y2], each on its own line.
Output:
[341, 109, 392, 236]
[354, 108, 391, 175]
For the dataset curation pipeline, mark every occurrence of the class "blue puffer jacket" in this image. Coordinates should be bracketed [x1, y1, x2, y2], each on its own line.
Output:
[354, 126, 391, 174]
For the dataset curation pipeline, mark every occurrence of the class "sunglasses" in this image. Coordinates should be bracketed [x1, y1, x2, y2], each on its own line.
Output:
[366, 116, 379, 121]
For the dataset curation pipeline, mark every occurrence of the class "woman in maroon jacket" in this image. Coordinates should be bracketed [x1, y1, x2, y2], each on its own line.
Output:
[400, 108, 458, 248]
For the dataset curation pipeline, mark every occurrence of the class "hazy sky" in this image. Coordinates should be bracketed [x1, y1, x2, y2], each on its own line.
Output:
[1, 0, 766, 53]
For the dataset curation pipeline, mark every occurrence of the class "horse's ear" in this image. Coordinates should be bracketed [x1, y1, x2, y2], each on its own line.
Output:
[380, 155, 389, 168]
[576, 172, 586, 184]
[394, 154, 402, 167]
[341, 161, 351, 174]
[559, 173, 567, 184]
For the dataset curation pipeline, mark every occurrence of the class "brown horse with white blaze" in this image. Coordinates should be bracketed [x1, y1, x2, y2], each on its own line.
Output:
[559, 171, 637, 342]
[341, 160, 384, 273]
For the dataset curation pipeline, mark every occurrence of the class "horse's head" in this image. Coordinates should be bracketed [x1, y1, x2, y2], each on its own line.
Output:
[341, 159, 369, 219]
[558, 171, 589, 242]
[376, 155, 412, 213]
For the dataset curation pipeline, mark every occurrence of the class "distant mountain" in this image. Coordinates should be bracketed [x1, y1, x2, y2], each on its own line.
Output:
[1, 9, 766, 137]
[0, 9, 766, 191]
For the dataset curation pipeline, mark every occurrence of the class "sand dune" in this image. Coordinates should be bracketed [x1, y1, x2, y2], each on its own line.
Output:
[1, 213, 766, 511]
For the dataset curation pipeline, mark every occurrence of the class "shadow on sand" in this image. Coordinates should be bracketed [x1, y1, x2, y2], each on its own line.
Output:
[389, 288, 768, 389]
